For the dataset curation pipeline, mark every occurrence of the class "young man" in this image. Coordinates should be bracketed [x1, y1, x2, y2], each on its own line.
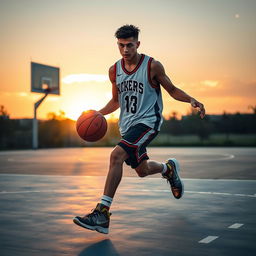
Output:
[73, 25, 205, 234]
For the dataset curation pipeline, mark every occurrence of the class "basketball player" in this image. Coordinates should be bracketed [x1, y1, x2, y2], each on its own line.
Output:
[73, 25, 205, 234]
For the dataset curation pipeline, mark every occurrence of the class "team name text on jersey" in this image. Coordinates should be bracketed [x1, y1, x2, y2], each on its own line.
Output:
[117, 80, 144, 94]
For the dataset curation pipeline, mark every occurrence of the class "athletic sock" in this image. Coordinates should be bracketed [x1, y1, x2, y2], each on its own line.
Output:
[161, 163, 169, 175]
[100, 195, 113, 209]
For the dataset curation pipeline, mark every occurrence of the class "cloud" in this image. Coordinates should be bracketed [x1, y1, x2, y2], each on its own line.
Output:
[0, 91, 29, 97]
[18, 92, 28, 97]
[200, 80, 219, 88]
[225, 79, 256, 98]
[179, 78, 256, 99]
[62, 74, 108, 84]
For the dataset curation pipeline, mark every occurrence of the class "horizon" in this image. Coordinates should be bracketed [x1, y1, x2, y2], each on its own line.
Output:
[2, 106, 254, 122]
[0, 0, 255, 120]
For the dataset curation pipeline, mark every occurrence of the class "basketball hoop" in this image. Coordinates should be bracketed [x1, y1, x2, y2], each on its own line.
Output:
[31, 62, 60, 149]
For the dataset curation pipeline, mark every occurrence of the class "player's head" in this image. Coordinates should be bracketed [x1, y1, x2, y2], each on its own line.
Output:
[115, 24, 140, 60]
[115, 24, 140, 40]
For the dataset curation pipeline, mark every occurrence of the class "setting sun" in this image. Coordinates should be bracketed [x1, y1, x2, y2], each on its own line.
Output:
[61, 93, 106, 121]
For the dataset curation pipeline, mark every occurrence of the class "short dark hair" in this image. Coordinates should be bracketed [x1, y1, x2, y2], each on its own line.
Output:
[115, 24, 140, 40]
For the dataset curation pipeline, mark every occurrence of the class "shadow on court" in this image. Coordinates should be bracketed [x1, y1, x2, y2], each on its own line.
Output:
[78, 239, 119, 256]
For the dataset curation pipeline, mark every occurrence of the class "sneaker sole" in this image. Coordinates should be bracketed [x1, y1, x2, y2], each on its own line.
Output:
[73, 217, 109, 234]
[168, 158, 184, 199]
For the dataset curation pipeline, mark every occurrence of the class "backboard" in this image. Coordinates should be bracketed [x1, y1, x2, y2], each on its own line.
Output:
[31, 62, 60, 95]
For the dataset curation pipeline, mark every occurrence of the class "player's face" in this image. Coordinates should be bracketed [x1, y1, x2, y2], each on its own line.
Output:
[117, 37, 140, 61]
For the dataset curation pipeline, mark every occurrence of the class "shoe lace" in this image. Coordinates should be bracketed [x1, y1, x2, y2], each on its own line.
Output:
[85, 209, 101, 219]
[86, 208, 111, 219]
[164, 169, 178, 187]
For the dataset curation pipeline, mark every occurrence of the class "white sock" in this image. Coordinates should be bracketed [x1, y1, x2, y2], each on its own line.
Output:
[161, 163, 168, 175]
[101, 195, 113, 208]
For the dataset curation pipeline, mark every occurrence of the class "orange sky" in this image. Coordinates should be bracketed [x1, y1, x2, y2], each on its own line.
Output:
[0, 0, 255, 120]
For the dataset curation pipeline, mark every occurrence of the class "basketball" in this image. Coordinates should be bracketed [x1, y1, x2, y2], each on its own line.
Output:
[76, 110, 107, 142]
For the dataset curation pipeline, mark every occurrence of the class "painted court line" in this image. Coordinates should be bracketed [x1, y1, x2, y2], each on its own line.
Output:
[228, 223, 244, 229]
[182, 154, 235, 163]
[0, 173, 256, 182]
[185, 190, 256, 198]
[0, 189, 255, 198]
[198, 236, 219, 244]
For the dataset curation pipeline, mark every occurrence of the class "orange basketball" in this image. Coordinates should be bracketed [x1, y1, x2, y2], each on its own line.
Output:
[76, 110, 107, 142]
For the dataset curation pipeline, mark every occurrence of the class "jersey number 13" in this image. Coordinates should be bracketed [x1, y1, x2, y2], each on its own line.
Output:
[124, 95, 137, 114]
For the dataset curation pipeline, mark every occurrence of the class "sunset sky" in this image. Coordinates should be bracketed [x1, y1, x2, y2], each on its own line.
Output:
[0, 0, 255, 120]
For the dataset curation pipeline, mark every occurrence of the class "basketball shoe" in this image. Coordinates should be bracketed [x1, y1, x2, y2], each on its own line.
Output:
[162, 158, 184, 199]
[73, 203, 111, 234]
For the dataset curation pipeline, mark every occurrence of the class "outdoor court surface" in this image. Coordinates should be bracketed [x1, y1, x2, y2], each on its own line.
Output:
[0, 147, 255, 256]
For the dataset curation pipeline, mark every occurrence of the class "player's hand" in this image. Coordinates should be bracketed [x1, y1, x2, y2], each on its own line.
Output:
[190, 98, 205, 119]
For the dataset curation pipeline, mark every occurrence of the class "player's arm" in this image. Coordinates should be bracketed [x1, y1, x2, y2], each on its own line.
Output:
[152, 60, 205, 119]
[98, 65, 119, 115]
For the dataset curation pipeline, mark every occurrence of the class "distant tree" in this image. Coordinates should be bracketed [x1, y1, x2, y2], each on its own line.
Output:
[39, 119, 64, 147]
[47, 110, 66, 120]
[221, 111, 232, 141]
[197, 115, 212, 141]
[47, 112, 56, 120]
[170, 111, 178, 120]
[0, 105, 9, 119]
[248, 105, 256, 114]
[182, 107, 211, 140]
[186, 106, 198, 116]
[103, 118, 120, 144]
[181, 107, 199, 134]
[58, 110, 66, 120]
[160, 111, 182, 135]
[0, 106, 14, 149]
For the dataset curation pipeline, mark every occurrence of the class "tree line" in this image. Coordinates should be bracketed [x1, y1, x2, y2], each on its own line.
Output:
[0, 105, 255, 149]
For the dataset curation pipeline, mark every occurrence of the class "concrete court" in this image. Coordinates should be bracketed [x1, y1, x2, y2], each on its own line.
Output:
[0, 147, 255, 256]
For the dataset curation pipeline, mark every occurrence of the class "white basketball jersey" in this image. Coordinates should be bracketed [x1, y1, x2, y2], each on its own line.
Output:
[115, 54, 163, 136]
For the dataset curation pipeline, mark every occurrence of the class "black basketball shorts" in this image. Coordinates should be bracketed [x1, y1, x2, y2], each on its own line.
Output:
[118, 123, 159, 169]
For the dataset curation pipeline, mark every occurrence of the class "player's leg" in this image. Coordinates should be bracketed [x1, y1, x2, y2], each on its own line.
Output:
[73, 145, 128, 234]
[103, 145, 129, 198]
[135, 159, 163, 177]
[135, 158, 184, 199]
[116, 123, 164, 178]
[132, 127, 184, 199]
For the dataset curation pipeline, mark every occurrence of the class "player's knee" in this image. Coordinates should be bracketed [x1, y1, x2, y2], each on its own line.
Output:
[137, 171, 147, 178]
[110, 150, 125, 166]
[135, 167, 148, 178]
